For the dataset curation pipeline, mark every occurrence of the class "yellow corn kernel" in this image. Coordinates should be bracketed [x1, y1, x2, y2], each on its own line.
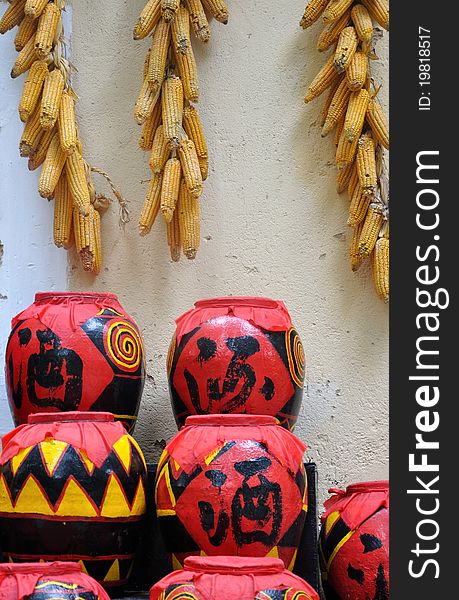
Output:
[66, 149, 91, 216]
[162, 0, 179, 22]
[347, 161, 359, 198]
[361, 0, 389, 31]
[304, 53, 339, 103]
[19, 101, 43, 157]
[346, 51, 368, 91]
[143, 49, 151, 80]
[28, 126, 55, 169]
[367, 98, 389, 149]
[336, 128, 358, 169]
[162, 75, 184, 147]
[334, 26, 357, 72]
[351, 4, 373, 48]
[336, 163, 353, 194]
[323, 0, 353, 23]
[334, 112, 345, 147]
[183, 105, 208, 164]
[18, 59, 48, 122]
[139, 99, 162, 150]
[198, 156, 209, 181]
[322, 78, 350, 137]
[178, 178, 200, 259]
[174, 45, 200, 102]
[58, 90, 78, 154]
[40, 68, 65, 129]
[320, 77, 342, 126]
[92, 208, 102, 274]
[347, 179, 371, 226]
[147, 18, 170, 90]
[73, 205, 96, 271]
[53, 172, 73, 248]
[0, 0, 26, 34]
[358, 204, 383, 256]
[317, 9, 351, 52]
[149, 125, 171, 173]
[300, 0, 328, 29]
[25, 0, 48, 19]
[373, 236, 389, 302]
[166, 206, 181, 261]
[172, 4, 191, 55]
[349, 222, 363, 271]
[34, 2, 60, 59]
[187, 0, 210, 43]
[134, 78, 161, 125]
[201, 0, 229, 24]
[11, 35, 36, 78]
[178, 137, 202, 199]
[356, 133, 377, 195]
[161, 157, 181, 222]
[139, 173, 163, 235]
[133, 0, 161, 40]
[14, 14, 37, 51]
[343, 88, 369, 142]
[38, 132, 66, 198]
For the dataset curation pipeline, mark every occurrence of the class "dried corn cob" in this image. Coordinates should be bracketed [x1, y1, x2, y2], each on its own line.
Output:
[143, 49, 151, 80]
[28, 126, 55, 169]
[358, 204, 383, 256]
[162, 0, 179, 23]
[139, 99, 162, 150]
[198, 156, 208, 181]
[38, 133, 66, 198]
[178, 178, 200, 259]
[149, 125, 171, 174]
[334, 112, 345, 147]
[336, 129, 358, 169]
[304, 53, 339, 103]
[350, 221, 363, 271]
[343, 88, 369, 142]
[134, 0, 161, 40]
[58, 90, 78, 154]
[19, 102, 43, 157]
[24, 0, 49, 19]
[18, 59, 48, 122]
[172, 4, 191, 55]
[162, 75, 184, 147]
[0, 0, 26, 34]
[187, 0, 210, 43]
[320, 77, 342, 126]
[148, 18, 170, 90]
[161, 157, 181, 222]
[323, 0, 354, 23]
[361, 0, 389, 30]
[300, 0, 329, 29]
[336, 163, 353, 193]
[34, 2, 61, 60]
[347, 162, 359, 198]
[174, 45, 200, 102]
[322, 78, 350, 137]
[351, 4, 373, 49]
[183, 105, 208, 174]
[366, 98, 389, 149]
[92, 209, 102, 274]
[53, 172, 73, 248]
[334, 26, 357, 72]
[317, 9, 350, 52]
[201, 0, 229, 24]
[178, 137, 202, 199]
[14, 14, 37, 51]
[73, 205, 96, 271]
[135, 78, 161, 125]
[373, 235, 389, 302]
[347, 180, 371, 226]
[139, 173, 163, 235]
[346, 51, 367, 91]
[40, 68, 65, 129]
[11, 35, 36, 78]
[66, 149, 91, 215]
[166, 206, 181, 261]
[356, 132, 377, 195]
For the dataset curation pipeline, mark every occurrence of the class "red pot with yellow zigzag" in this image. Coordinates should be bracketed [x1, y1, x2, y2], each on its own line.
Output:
[155, 414, 308, 571]
[0, 412, 147, 590]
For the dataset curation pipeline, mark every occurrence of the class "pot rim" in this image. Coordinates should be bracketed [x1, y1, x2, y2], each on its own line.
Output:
[34, 292, 118, 302]
[346, 480, 389, 494]
[28, 411, 115, 424]
[184, 414, 278, 427]
[194, 296, 280, 310]
[183, 555, 286, 574]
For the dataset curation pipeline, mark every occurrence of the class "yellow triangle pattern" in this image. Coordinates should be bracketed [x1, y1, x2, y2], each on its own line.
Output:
[325, 511, 340, 536]
[14, 475, 54, 516]
[266, 546, 279, 559]
[113, 435, 132, 474]
[288, 549, 298, 571]
[130, 478, 146, 516]
[100, 474, 131, 518]
[171, 554, 183, 571]
[11, 446, 33, 475]
[79, 560, 89, 575]
[77, 448, 95, 475]
[55, 478, 98, 517]
[40, 439, 69, 477]
[0, 476, 13, 513]
[104, 559, 120, 582]
[129, 436, 147, 470]
[199, 550, 207, 557]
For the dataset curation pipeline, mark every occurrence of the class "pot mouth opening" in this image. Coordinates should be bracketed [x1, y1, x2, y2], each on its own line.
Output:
[34, 292, 118, 302]
[28, 411, 115, 424]
[194, 296, 280, 310]
[184, 414, 278, 427]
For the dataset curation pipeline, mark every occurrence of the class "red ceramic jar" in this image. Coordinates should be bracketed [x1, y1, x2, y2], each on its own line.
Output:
[167, 297, 305, 430]
[5, 292, 145, 432]
[319, 481, 389, 600]
[150, 556, 319, 599]
[0, 562, 110, 599]
[155, 414, 308, 570]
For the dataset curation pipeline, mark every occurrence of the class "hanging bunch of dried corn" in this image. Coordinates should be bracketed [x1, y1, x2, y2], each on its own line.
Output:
[134, 0, 228, 261]
[300, 0, 389, 302]
[0, 0, 128, 274]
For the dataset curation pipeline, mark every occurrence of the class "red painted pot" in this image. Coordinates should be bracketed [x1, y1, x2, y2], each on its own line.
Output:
[5, 292, 145, 432]
[319, 481, 389, 600]
[150, 556, 319, 600]
[0, 412, 147, 589]
[167, 297, 305, 430]
[155, 414, 308, 570]
[0, 561, 110, 599]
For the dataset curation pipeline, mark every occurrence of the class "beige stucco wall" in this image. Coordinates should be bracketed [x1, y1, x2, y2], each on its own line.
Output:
[69, 0, 389, 504]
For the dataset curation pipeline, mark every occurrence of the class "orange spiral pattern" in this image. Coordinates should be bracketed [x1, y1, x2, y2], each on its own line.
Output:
[286, 328, 305, 388]
[105, 320, 143, 372]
